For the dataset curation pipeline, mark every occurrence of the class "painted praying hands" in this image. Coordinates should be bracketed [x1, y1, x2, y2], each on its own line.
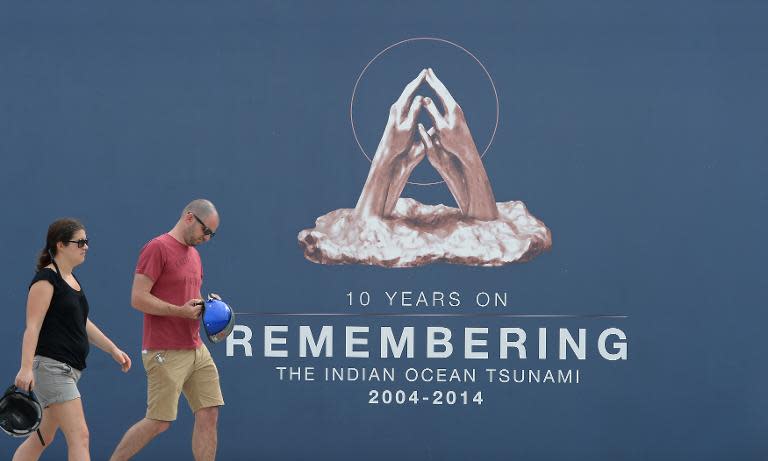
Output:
[355, 68, 499, 221]
[300, 67, 551, 267]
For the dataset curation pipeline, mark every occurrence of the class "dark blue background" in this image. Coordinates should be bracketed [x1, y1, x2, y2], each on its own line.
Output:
[2, 1, 767, 459]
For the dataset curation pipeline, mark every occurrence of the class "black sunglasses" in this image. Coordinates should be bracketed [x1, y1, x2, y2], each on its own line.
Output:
[191, 213, 216, 238]
[66, 239, 89, 248]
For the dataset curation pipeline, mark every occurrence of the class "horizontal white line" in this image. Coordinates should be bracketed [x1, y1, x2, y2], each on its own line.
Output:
[235, 312, 628, 319]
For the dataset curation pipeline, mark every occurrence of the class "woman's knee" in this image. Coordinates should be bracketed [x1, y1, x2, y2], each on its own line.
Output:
[62, 424, 89, 447]
[12, 431, 53, 460]
[39, 429, 57, 447]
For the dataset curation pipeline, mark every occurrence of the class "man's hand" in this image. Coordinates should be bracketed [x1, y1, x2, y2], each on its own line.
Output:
[180, 298, 203, 319]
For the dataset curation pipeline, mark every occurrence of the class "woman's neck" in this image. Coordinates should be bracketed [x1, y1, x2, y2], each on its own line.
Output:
[51, 257, 74, 277]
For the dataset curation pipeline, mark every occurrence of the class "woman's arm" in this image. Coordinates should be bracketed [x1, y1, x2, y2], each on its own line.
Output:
[15, 281, 54, 390]
[86, 319, 132, 373]
[85, 319, 117, 353]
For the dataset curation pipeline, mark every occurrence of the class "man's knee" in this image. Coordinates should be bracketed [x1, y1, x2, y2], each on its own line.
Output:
[146, 418, 172, 436]
[194, 407, 219, 429]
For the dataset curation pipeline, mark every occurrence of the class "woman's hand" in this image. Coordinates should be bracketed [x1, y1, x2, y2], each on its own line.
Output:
[15, 366, 34, 391]
[111, 347, 132, 373]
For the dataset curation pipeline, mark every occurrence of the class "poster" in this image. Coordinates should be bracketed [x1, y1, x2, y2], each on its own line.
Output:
[2, 2, 766, 459]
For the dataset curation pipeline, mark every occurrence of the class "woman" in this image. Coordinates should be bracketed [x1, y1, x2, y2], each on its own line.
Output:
[12, 218, 132, 461]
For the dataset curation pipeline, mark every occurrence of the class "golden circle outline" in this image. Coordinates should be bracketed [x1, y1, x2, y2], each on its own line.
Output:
[350, 37, 500, 186]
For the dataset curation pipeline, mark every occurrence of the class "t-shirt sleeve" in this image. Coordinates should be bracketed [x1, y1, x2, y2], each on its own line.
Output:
[29, 268, 58, 290]
[136, 239, 165, 282]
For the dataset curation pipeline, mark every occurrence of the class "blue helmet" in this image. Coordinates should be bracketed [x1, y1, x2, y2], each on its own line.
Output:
[201, 294, 236, 343]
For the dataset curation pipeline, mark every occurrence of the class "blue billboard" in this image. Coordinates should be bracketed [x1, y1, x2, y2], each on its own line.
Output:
[2, 1, 767, 459]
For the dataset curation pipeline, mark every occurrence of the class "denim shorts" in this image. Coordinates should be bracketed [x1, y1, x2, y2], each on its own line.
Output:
[33, 355, 82, 408]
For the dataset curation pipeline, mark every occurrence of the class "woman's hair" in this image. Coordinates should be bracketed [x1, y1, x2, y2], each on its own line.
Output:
[36, 218, 85, 271]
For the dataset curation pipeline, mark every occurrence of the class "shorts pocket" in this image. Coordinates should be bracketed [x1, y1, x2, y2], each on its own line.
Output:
[142, 350, 167, 374]
[38, 361, 75, 386]
[41, 361, 70, 374]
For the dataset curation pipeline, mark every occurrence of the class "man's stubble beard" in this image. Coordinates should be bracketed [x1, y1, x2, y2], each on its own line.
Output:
[183, 228, 198, 246]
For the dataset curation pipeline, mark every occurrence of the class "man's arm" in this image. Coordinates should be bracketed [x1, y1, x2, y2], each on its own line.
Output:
[131, 273, 202, 319]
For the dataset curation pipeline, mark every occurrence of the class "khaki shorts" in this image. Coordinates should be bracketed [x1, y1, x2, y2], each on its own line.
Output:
[141, 344, 224, 421]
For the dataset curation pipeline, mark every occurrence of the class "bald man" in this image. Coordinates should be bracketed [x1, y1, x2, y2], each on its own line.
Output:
[111, 199, 224, 461]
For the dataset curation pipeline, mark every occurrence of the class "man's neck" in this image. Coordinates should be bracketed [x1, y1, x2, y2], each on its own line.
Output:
[167, 227, 187, 246]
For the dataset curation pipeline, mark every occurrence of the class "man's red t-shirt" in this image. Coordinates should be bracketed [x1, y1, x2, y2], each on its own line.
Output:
[136, 233, 203, 350]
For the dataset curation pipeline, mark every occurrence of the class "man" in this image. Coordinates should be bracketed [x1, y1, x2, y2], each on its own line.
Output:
[110, 199, 223, 461]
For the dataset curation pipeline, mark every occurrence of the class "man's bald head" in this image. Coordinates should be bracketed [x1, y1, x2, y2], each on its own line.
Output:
[183, 199, 218, 220]
[175, 199, 220, 246]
